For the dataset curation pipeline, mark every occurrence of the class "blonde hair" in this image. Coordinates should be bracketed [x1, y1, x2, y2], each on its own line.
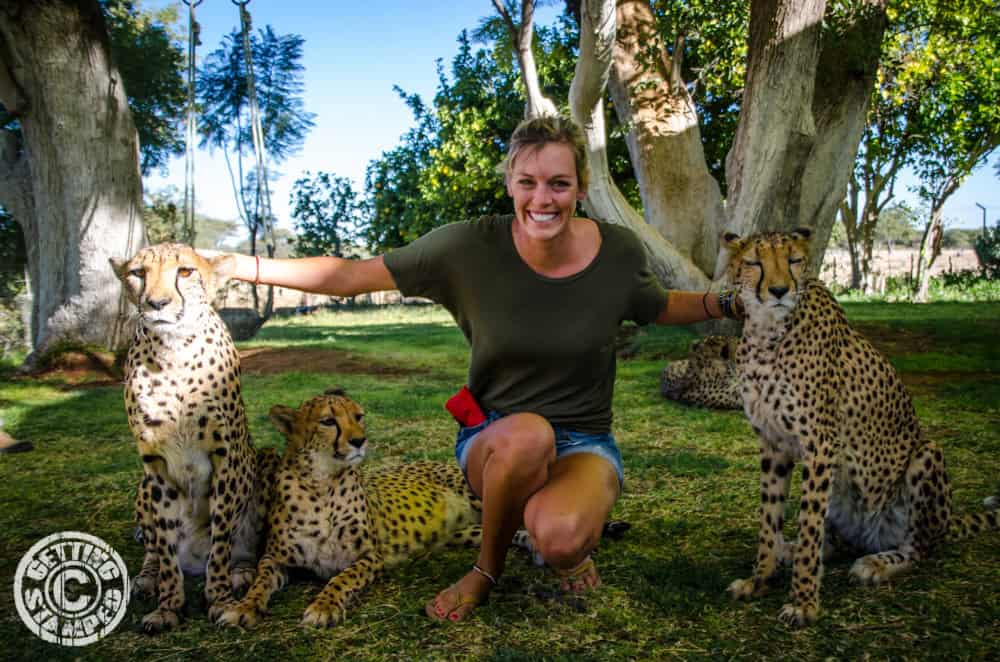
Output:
[498, 115, 589, 191]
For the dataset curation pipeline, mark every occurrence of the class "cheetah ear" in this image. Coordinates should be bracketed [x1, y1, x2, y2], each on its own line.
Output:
[790, 227, 812, 241]
[324, 387, 347, 397]
[109, 257, 128, 281]
[722, 231, 743, 250]
[268, 405, 298, 438]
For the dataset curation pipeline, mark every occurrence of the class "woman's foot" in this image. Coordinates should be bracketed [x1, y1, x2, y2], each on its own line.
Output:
[424, 565, 496, 622]
[556, 555, 600, 593]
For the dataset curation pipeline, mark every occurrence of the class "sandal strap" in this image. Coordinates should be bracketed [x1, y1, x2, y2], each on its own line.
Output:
[471, 563, 498, 586]
[555, 555, 595, 580]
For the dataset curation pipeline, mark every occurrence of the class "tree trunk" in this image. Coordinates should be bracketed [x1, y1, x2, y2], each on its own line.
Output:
[913, 205, 945, 302]
[0, 0, 145, 364]
[493, 0, 557, 118]
[570, 0, 709, 291]
[608, 0, 724, 276]
[724, 0, 887, 277]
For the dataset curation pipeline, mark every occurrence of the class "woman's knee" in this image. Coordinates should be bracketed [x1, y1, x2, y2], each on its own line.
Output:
[481, 413, 555, 476]
[525, 509, 600, 567]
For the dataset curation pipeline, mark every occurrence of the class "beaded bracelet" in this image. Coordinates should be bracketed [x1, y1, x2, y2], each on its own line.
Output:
[717, 290, 742, 320]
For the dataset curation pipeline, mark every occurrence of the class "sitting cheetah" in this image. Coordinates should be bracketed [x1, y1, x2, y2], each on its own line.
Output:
[661, 335, 741, 409]
[723, 228, 998, 626]
[111, 244, 279, 632]
[218, 389, 497, 628]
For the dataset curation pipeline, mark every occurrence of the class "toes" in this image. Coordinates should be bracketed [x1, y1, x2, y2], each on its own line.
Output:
[141, 608, 180, 634]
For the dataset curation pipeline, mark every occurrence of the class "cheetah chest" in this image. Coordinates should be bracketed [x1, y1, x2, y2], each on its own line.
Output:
[287, 475, 373, 578]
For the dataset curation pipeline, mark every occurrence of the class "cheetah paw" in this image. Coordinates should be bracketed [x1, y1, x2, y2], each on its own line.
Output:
[231, 565, 256, 595]
[727, 577, 768, 600]
[778, 602, 818, 627]
[849, 556, 888, 586]
[301, 602, 345, 628]
[207, 597, 238, 624]
[141, 608, 180, 634]
[216, 602, 264, 629]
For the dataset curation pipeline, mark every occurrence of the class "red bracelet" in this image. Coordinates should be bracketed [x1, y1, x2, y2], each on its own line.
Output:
[254, 254, 261, 285]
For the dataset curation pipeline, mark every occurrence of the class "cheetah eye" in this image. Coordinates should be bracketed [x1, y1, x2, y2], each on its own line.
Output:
[742, 259, 761, 267]
[319, 417, 339, 427]
[355, 413, 364, 423]
[177, 267, 195, 278]
[128, 267, 145, 278]
[788, 257, 804, 265]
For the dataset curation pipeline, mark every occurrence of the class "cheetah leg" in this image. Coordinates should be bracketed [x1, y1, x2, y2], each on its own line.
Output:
[216, 554, 288, 629]
[728, 448, 795, 601]
[133, 474, 160, 601]
[301, 553, 383, 628]
[140, 474, 186, 634]
[205, 440, 253, 621]
[779, 442, 837, 628]
[851, 443, 949, 585]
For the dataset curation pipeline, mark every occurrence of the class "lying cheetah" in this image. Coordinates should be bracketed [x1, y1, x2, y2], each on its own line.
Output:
[723, 228, 998, 626]
[661, 335, 741, 409]
[218, 389, 493, 628]
[111, 244, 279, 632]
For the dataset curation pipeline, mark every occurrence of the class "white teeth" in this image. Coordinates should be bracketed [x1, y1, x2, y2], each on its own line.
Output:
[529, 212, 558, 222]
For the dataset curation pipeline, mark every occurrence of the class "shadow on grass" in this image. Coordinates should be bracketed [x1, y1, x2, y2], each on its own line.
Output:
[625, 449, 730, 477]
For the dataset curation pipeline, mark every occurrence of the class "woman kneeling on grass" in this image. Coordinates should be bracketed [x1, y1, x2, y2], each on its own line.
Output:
[213, 115, 740, 622]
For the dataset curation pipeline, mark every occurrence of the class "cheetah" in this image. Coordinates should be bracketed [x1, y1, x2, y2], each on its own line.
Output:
[661, 335, 741, 409]
[111, 244, 279, 633]
[722, 228, 998, 626]
[217, 389, 499, 628]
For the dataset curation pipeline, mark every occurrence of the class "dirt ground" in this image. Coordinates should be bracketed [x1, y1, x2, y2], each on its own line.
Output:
[21, 345, 426, 389]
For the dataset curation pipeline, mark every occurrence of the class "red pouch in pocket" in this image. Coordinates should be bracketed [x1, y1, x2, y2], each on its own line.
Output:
[445, 385, 486, 427]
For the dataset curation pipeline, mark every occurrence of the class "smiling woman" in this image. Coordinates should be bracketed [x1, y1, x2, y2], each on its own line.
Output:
[206, 114, 743, 625]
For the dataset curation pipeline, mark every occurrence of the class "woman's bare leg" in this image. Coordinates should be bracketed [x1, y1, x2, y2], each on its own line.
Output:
[426, 413, 555, 622]
[524, 453, 620, 592]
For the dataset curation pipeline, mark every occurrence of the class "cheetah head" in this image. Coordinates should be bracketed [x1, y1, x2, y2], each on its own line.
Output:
[110, 243, 235, 332]
[722, 228, 812, 322]
[269, 388, 368, 473]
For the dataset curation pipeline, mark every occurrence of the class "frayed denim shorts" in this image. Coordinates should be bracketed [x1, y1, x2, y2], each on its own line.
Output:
[454, 410, 624, 489]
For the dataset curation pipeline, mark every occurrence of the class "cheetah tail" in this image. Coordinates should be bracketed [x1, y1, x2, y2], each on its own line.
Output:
[946, 509, 999, 542]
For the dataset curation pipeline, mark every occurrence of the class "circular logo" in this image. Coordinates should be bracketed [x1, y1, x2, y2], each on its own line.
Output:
[13, 531, 130, 646]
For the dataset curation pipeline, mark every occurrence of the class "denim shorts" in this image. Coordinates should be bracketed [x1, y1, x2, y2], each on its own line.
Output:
[454, 410, 624, 489]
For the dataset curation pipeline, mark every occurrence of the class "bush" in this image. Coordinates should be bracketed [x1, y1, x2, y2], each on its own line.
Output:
[974, 225, 1000, 280]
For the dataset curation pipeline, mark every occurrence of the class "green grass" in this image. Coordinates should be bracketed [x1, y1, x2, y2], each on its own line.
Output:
[1, 303, 998, 661]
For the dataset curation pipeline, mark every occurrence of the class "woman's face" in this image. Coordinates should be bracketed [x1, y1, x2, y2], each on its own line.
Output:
[506, 141, 586, 243]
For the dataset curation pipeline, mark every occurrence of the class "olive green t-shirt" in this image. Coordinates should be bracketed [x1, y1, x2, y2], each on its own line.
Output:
[383, 214, 666, 433]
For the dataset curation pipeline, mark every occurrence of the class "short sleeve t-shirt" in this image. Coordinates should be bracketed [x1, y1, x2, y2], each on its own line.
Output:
[383, 214, 666, 433]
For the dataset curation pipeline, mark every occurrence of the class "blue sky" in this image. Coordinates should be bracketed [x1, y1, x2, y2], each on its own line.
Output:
[145, 1, 997, 234]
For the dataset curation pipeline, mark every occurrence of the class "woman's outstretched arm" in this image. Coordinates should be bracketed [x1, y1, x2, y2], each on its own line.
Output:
[218, 253, 397, 298]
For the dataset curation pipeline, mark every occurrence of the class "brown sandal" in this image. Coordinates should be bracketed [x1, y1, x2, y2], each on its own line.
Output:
[555, 556, 600, 593]
[425, 564, 496, 622]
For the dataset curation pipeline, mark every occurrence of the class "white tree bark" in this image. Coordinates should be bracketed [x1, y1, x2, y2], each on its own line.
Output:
[0, 0, 145, 363]
[492, 0, 558, 118]
[724, 0, 887, 277]
[570, 0, 709, 290]
[608, 0, 725, 276]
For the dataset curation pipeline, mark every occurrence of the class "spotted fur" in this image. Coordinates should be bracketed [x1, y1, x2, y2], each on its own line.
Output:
[723, 229, 998, 627]
[218, 389, 496, 629]
[111, 244, 279, 633]
[661, 335, 741, 409]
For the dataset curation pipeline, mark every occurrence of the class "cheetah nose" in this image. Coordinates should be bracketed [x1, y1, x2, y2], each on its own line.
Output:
[146, 297, 171, 311]
[768, 286, 789, 299]
[348, 437, 366, 449]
